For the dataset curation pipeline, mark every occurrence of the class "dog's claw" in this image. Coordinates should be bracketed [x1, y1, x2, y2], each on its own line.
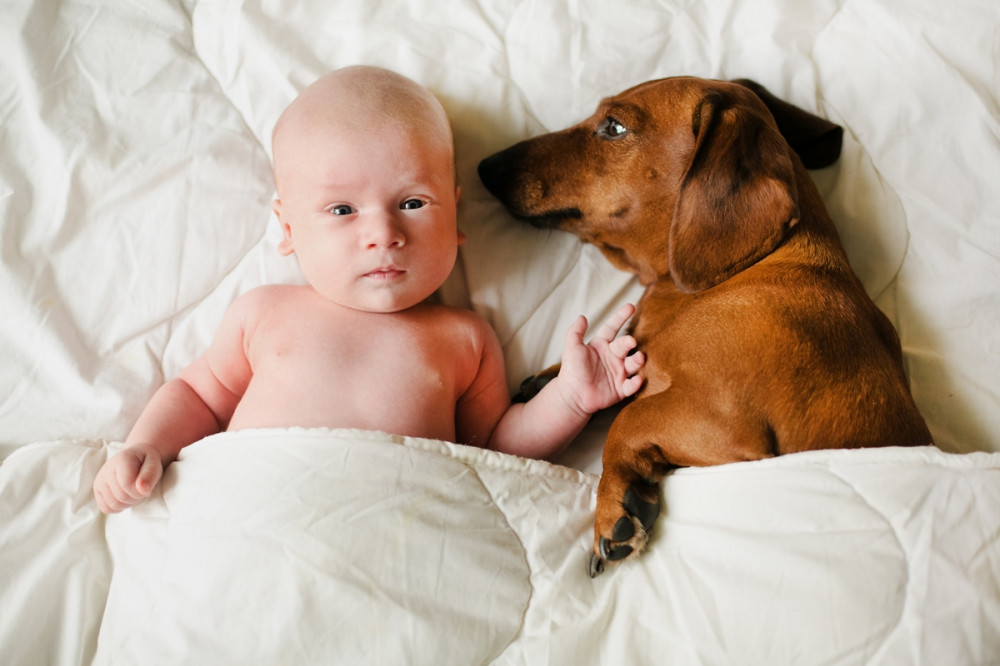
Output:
[591, 481, 662, 575]
[598, 537, 611, 560]
[598, 536, 634, 562]
[589, 553, 605, 578]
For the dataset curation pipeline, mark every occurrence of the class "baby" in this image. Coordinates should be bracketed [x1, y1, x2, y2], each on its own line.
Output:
[93, 66, 645, 514]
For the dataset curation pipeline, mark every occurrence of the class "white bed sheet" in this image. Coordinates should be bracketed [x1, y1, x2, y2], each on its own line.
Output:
[2, 0, 1000, 664]
[1, 0, 998, 463]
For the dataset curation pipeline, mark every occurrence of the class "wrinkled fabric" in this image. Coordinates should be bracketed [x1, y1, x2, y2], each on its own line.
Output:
[1, 0, 998, 463]
[2, 430, 998, 664]
[2, 1, 1000, 663]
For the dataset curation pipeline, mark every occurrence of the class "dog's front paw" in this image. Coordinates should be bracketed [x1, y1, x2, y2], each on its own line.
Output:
[589, 481, 661, 578]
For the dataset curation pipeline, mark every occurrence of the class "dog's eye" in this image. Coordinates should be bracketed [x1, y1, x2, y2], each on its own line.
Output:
[598, 116, 629, 140]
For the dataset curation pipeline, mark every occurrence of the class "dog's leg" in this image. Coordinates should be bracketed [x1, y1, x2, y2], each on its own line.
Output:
[589, 405, 669, 577]
[589, 390, 773, 577]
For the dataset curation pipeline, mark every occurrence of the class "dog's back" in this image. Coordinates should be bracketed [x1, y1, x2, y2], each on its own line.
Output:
[631, 161, 930, 456]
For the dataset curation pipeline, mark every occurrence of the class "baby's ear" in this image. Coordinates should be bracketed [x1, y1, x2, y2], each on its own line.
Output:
[273, 199, 295, 256]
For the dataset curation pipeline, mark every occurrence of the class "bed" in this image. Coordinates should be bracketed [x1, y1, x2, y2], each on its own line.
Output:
[2, 1, 999, 664]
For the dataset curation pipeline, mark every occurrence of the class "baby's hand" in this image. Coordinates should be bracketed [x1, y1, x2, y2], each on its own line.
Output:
[558, 303, 645, 416]
[93, 443, 164, 514]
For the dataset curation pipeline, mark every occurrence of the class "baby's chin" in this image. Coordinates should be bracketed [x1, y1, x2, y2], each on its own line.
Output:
[329, 288, 439, 314]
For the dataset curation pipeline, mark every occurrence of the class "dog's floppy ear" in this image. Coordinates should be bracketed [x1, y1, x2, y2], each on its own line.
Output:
[732, 79, 843, 169]
[669, 92, 800, 293]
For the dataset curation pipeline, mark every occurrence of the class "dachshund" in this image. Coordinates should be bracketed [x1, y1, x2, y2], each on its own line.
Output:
[478, 77, 931, 577]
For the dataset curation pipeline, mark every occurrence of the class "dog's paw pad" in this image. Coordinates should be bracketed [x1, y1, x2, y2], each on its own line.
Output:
[599, 536, 634, 561]
[612, 515, 636, 542]
[623, 486, 660, 531]
[590, 482, 661, 578]
[591, 522, 645, 578]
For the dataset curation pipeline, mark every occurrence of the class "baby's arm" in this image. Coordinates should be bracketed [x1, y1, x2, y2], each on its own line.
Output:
[459, 304, 644, 459]
[93, 293, 255, 513]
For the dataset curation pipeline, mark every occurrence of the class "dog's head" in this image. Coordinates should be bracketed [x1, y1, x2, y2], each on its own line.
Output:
[478, 77, 840, 291]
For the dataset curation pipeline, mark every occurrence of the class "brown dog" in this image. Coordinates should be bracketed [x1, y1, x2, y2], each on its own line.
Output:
[478, 77, 931, 577]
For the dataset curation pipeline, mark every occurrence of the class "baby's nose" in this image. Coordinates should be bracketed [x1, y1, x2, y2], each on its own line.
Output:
[363, 210, 406, 248]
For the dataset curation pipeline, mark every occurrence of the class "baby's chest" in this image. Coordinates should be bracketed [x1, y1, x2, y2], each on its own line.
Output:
[249, 319, 475, 396]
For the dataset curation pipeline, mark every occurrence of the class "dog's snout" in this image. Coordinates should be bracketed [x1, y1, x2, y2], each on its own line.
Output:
[478, 144, 547, 215]
[479, 136, 585, 228]
[476, 151, 510, 198]
[478, 143, 537, 201]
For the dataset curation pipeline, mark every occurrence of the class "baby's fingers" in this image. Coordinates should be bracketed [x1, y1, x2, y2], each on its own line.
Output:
[95, 477, 132, 514]
[609, 334, 638, 358]
[108, 479, 138, 509]
[135, 452, 162, 495]
[565, 314, 589, 347]
[593, 303, 636, 342]
[622, 375, 644, 398]
[94, 485, 113, 514]
[625, 350, 645, 375]
[113, 455, 146, 501]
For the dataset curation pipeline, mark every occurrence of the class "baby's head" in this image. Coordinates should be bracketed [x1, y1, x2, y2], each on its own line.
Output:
[272, 66, 456, 194]
[271, 66, 463, 313]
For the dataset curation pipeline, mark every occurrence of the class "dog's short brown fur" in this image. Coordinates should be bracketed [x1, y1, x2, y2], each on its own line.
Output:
[478, 77, 931, 576]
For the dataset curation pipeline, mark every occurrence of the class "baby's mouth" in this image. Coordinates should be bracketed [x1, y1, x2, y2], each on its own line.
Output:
[364, 266, 406, 281]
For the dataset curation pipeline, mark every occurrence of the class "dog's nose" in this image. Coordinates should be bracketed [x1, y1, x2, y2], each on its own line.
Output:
[477, 151, 509, 197]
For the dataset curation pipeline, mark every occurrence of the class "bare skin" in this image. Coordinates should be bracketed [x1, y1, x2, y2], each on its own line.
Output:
[93, 66, 644, 514]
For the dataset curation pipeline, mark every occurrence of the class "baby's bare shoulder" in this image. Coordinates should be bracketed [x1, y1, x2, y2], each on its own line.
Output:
[229, 284, 307, 313]
[216, 285, 314, 334]
[421, 302, 494, 335]
[415, 304, 502, 367]
[238, 283, 305, 303]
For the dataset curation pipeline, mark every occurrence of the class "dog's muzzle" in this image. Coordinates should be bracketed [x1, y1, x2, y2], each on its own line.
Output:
[478, 150, 582, 228]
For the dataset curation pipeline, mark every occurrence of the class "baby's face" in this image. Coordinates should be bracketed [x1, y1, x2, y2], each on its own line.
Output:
[274, 121, 462, 313]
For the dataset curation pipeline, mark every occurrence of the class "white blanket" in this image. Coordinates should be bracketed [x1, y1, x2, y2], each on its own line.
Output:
[2, 429, 998, 664]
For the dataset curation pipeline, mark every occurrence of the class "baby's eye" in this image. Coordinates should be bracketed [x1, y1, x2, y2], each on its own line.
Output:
[401, 199, 424, 210]
[330, 205, 355, 216]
